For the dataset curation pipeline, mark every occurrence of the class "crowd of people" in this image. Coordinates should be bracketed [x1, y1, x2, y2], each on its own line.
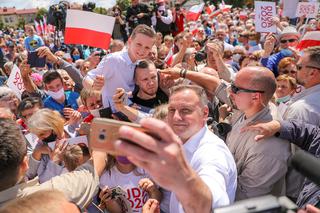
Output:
[0, 0, 320, 212]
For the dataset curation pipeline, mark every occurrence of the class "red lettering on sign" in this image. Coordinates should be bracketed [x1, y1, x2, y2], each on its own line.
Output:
[126, 187, 148, 211]
[12, 71, 25, 91]
[260, 5, 273, 29]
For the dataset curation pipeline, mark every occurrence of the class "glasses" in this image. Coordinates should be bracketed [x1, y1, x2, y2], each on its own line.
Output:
[297, 64, 320, 71]
[280, 39, 297, 44]
[230, 83, 265, 94]
[280, 70, 297, 75]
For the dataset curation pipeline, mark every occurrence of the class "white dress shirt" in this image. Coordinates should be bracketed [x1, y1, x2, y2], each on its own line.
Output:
[84, 50, 136, 111]
[169, 126, 237, 213]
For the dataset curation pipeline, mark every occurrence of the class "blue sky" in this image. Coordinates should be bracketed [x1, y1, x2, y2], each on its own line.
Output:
[0, 0, 116, 10]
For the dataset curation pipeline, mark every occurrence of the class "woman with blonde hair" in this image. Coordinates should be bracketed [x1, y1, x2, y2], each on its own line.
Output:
[26, 108, 69, 183]
[275, 74, 297, 105]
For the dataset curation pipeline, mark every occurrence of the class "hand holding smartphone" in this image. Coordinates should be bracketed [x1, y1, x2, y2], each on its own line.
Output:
[89, 118, 149, 155]
[27, 51, 46, 68]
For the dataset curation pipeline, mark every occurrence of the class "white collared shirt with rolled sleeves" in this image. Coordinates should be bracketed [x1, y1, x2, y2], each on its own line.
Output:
[84, 50, 136, 112]
[169, 126, 237, 213]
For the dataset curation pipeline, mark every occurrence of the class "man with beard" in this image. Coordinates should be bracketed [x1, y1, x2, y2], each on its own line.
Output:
[282, 46, 320, 202]
[113, 59, 168, 121]
[83, 25, 156, 112]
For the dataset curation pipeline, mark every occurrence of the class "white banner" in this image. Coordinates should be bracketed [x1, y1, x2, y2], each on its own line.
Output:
[255, 1, 277, 33]
[296, 2, 319, 18]
[6, 65, 25, 99]
[283, 0, 299, 18]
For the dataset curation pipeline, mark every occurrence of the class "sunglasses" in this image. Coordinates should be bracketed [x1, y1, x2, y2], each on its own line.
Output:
[230, 83, 265, 94]
[280, 39, 297, 44]
[297, 64, 320, 71]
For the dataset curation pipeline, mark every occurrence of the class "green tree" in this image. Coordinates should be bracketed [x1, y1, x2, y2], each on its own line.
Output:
[0, 19, 4, 30]
[116, 0, 131, 12]
[17, 17, 26, 29]
[93, 7, 108, 15]
[36, 8, 48, 21]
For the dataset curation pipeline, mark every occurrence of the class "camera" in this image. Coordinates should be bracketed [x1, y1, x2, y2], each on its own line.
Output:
[48, 1, 67, 31]
[214, 195, 297, 213]
[95, 50, 107, 61]
[82, 2, 96, 12]
[114, 12, 119, 16]
[150, 2, 159, 13]
[195, 50, 207, 62]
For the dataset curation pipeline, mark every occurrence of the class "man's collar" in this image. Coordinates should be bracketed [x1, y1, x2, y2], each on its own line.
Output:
[183, 126, 207, 157]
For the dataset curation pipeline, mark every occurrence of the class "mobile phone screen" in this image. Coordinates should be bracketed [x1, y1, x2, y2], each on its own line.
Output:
[28, 51, 46, 68]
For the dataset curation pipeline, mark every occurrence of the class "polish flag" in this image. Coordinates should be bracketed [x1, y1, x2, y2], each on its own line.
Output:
[186, 3, 205, 22]
[209, 9, 221, 19]
[64, 10, 115, 50]
[43, 16, 48, 35]
[219, 1, 232, 13]
[239, 11, 248, 20]
[296, 31, 320, 50]
[165, 46, 174, 67]
[34, 20, 42, 35]
[205, 5, 215, 15]
[39, 20, 44, 35]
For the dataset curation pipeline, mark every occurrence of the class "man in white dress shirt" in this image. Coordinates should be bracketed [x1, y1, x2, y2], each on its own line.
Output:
[83, 24, 156, 111]
[115, 84, 237, 213]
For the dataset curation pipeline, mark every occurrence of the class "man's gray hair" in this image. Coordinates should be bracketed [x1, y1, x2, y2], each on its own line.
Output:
[0, 87, 17, 101]
[169, 84, 209, 107]
[304, 46, 320, 67]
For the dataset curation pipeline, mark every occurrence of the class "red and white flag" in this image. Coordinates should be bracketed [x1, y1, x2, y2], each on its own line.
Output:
[39, 20, 44, 35]
[65, 10, 115, 50]
[205, 5, 215, 15]
[296, 31, 320, 50]
[209, 9, 221, 19]
[219, 1, 232, 13]
[43, 16, 48, 35]
[186, 3, 205, 22]
[165, 46, 175, 67]
[34, 20, 42, 35]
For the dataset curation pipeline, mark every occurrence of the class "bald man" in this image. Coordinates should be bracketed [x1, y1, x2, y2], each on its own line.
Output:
[162, 66, 291, 200]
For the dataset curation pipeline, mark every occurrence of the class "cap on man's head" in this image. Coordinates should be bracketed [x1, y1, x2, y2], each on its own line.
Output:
[280, 26, 300, 38]
[156, 0, 165, 3]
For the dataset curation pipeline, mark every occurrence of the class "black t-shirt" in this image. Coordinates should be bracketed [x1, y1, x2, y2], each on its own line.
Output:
[131, 88, 168, 112]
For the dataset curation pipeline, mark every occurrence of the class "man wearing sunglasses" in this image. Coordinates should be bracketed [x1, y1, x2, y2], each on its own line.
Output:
[261, 26, 300, 76]
[283, 46, 320, 202]
[162, 65, 290, 201]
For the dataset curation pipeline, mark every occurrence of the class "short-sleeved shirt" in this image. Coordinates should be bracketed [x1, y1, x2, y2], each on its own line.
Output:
[24, 35, 44, 52]
[100, 167, 150, 213]
[131, 88, 168, 113]
[84, 50, 136, 112]
[43, 91, 79, 115]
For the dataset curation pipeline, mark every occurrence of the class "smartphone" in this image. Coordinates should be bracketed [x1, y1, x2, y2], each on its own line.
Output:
[90, 107, 112, 118]
[27, 51, 46, 68]
[89, 118, 148, 155]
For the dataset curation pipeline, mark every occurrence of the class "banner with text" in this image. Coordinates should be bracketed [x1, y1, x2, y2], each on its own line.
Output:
[6, 65, 25, 99]
[255, 1, 276, 33]
[296, 2, 319, 18]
